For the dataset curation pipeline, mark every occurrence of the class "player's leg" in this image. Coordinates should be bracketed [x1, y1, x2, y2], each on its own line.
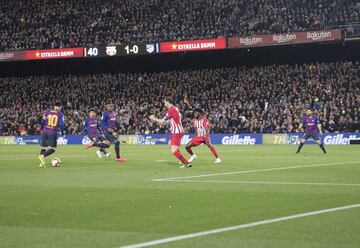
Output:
[185, 141, 198, 162]
[171, 145, 191, 167]
[87, 139, 95, 149]
[99, 139, 111, 157]
[296, 133, 309, 154]
[185, 142, 195, 155]
[43, 134, 57, 157]
[38, 133, 48, 167]
[314, 134, 327, 154]
[111, 133, 126, 162]
[88, 136, 107, 158]
[170, 134, 191, 167]
[44, 147, 56, 157]
[104, 131, 124, 161]
[205, 138, 221, 163]
[39, 134, 46, 155]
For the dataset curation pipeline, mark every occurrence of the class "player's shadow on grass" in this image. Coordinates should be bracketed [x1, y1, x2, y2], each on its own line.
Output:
[157, 161, 182, 167]
[299, 152, 326, 157]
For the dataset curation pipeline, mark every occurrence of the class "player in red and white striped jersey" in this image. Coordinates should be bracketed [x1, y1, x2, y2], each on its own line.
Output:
[150, 97, 191, 167]
[185, 108, 221, 164]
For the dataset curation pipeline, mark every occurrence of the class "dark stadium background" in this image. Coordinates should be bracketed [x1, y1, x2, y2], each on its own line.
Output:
[1, 40, 360, 76]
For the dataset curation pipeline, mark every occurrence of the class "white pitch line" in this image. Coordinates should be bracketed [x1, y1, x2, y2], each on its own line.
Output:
[152, 161, 360, 181]
[163, 179, 360, 187]
[119, 203, 360, 248]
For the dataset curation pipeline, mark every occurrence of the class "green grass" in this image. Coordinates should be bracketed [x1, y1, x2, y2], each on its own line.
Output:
[0, 144, 359, 248]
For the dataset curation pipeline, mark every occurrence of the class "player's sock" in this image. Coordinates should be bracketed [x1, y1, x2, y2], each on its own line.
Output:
[100, 147, 107, 155]
[209, 146, 219, 158]
[44, 148, 55, 157]
[186, 147, 194, 155]
[101, 143, 110, 148]
[319, 143, 327, 153]
[40, 149, 46, 155]
[173, 150, 189, 164]
[115, 142, 120, 159]
[296, 143, 304, 153]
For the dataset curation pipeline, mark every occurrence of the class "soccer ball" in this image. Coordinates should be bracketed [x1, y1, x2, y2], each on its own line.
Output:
[51, 158, 61, 167]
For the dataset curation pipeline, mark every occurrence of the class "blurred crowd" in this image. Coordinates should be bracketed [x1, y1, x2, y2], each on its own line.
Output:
[1, 0, 360, 51]
[1, 61, 359, 135]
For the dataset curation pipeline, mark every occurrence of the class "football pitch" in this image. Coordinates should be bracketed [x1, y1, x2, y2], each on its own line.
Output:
[0, 144, 359, 248]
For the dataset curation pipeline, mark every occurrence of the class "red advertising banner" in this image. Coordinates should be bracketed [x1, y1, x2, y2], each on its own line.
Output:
[228, 29, 342, 48]
[25, 47, 84, 60]
[0, 51, 26, 62]
[160, 38, 226, 53]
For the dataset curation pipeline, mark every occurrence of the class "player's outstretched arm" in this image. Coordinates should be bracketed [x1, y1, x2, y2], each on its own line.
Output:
[149, 115, 166, 125]
[317, 123, 323, 134]
[297, 123, 303, 132]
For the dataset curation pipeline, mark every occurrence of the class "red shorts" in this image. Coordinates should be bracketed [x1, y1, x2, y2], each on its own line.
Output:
[190, 136, 210, 146]
[170, 133, 184, 146]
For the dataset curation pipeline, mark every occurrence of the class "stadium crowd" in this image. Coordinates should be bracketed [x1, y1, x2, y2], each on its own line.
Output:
[1, 61, 359, 135]
[1, 0, 359, 51]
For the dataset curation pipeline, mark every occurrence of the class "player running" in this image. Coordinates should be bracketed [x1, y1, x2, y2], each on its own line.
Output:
[296, 108, 327, 154]
[38, 102, 65, 168]
[150, 97, 191, 168]
[185, 108, 221, 164]
[101, 103, 126, 162]
[82, 110, 111, 158]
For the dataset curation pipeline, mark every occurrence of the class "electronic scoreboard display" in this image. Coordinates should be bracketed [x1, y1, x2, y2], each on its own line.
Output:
[84, 43, 160, 57]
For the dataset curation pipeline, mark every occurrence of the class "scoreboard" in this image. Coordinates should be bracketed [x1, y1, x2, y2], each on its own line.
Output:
[84, 43, 160, 57]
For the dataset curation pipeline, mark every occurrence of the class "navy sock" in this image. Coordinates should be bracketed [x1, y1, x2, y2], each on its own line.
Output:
[297, 143, 304, 153]
[40, 149, 46, 155]
[44, 148, 55, 157]
[319, 143, 327, 153]
[100, 147, 107, 155]
[115, 142, 120, 159]
[101, 143, 110, 148]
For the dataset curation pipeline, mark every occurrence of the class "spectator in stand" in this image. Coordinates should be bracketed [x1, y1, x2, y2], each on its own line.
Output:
[0, 61, 359, 135]
[0, 0, 359, 52]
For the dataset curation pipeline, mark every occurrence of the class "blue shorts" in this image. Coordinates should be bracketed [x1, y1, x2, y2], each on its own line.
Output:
[302, 132, 320, 141]
[103, 131, 119, 143]
[41, 133, 57, 148]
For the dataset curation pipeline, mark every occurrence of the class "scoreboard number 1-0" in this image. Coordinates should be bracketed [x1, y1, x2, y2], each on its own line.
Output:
[125, 45, 139, 54]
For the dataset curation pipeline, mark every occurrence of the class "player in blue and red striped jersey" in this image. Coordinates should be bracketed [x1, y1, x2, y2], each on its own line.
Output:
[296, 108, 327, 154]
[101, 103, 126, 162]
[185, 108, 221, 164]
[150, 97, 191, 168]
[38, 102, 65, 168]
[82, 110, 111, 158]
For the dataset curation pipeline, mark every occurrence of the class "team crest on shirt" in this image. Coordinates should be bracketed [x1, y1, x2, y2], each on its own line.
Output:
[106, 46, 117, 56]
[146, 44, 154, 53]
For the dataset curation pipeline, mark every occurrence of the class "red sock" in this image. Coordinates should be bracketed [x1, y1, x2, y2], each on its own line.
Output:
[209, 146, 218, 158]
[186, 147, 194, 155]
[173, 150, 189, 164]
